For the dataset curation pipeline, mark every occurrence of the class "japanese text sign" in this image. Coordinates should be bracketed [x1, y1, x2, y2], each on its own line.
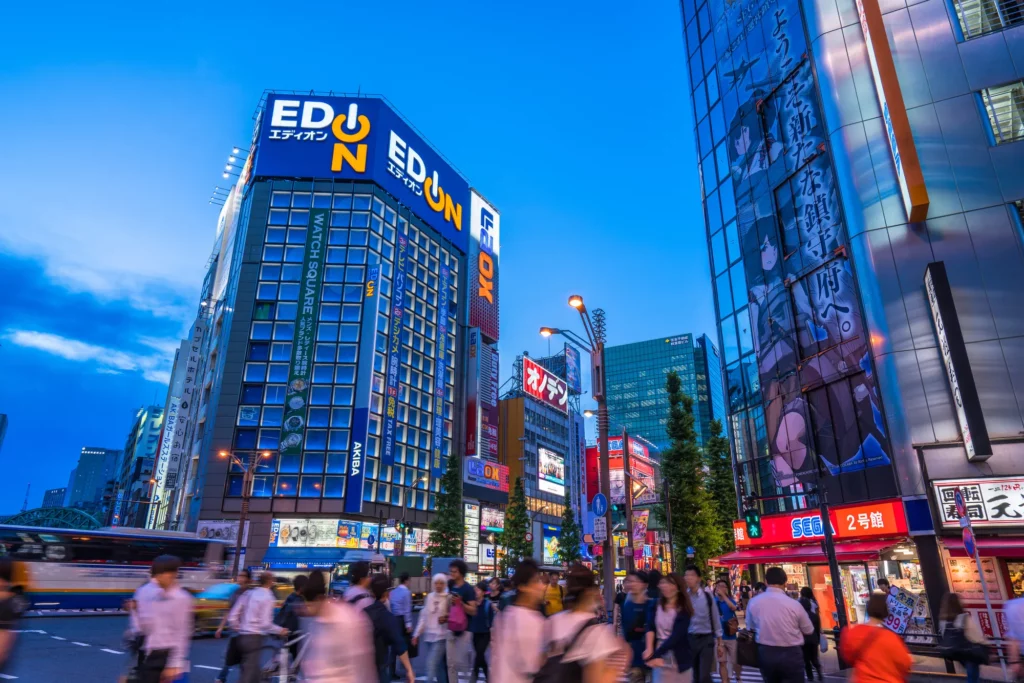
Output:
[733, 498, 908, 547]
[522, 356, 568, 414]
[933, 477, 1024, 529]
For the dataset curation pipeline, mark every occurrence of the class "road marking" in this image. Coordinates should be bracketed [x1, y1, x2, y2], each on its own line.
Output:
[195, 665, 221, 671]
[51, 636, 66, 641]
[0, 673, 17, 679]
[101, 648, 124, 655]
[71, 641, 90, 646]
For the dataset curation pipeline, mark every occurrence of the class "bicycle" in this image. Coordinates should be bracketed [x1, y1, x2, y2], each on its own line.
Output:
[260, 632, 308, 682]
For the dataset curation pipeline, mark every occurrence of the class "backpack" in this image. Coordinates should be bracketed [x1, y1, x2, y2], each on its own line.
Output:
[939, 615, 990, 664]
[533, 617, 600, 683]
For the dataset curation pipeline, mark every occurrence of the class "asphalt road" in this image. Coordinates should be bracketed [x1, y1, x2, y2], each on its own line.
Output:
[6, 613, 449, 683]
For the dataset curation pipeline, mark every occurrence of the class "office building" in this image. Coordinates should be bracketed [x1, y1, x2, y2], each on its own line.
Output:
[605, 333, 725, 449]
[112, 407, 164, 527]
[180, 92, 501, 568]
[682, 0, 1024, 631]
[0, 414, 7, 456]
[41, 488, 67, 509]
[68, 447, 121, 513]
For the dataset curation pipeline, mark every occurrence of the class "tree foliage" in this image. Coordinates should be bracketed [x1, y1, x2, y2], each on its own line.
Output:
[657, 371, 726, 573]
[426, 448, 464, 558]
[705, 419, 738, 557]
[557, 488, 583, 565]
[500, 476, 532, 575]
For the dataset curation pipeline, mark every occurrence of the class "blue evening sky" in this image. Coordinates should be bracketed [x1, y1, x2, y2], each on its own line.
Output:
[0, 1, 712, 510]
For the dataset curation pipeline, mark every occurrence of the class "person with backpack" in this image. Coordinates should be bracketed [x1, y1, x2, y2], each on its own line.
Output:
[539, 563, 627, 683]
[490, 558, 547, 682]
[343, 560, 374, 610]
[469, 580, 495, 682]
[644, 573, 695, 683]
[274, 574, 307, 667]
[840, 593, 911, 683]
[939, 592, 988, 683]
[683, 565, 723, 683]
[364, 574, 415, 683]
[412, 573, 450, 683]
[798, 587, 823, 682]
[445, 559, 478, 683]
[715, 579, 743, 683]
[299, 570, 374, 682]
[616, 570, 656, 683]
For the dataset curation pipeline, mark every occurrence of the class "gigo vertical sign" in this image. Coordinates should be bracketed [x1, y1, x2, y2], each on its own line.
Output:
[855, 0, 929, 222]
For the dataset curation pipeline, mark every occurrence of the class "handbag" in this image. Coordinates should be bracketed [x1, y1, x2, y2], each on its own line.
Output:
[725, 617, 740, 637]
[448, 595, 469, 634]
[736, 629, 759, 667]
[819, 632, 829, 653]
[940, 616, 990, 664]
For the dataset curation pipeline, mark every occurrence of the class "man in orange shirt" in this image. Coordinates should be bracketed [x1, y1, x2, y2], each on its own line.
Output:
[840, 593, 913, 683]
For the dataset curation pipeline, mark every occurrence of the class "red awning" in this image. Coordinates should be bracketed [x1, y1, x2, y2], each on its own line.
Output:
[943, 537, 1024, 559]
[711, 539, 898, 566]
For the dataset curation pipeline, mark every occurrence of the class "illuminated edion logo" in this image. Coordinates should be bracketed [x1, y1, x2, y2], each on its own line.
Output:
[270, 99, 370, 173]
[387, 132, 462, 231]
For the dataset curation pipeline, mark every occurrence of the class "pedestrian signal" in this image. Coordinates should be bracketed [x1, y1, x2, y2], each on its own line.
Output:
[744, 508, 763, 539]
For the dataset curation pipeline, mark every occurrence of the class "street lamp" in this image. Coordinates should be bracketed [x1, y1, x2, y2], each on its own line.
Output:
[540, 294, 615, 611]
[219, 449, 269, 578]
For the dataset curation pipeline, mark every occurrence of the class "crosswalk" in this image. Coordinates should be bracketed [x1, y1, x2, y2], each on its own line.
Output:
[422, 672, 768, 683]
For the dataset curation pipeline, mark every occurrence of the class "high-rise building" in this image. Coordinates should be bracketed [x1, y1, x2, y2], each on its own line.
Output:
[68, 447, 122, 513]
[605, 333, 725, 449]
[113, 407, 164, 527]
[0, 414, 7, 456]
[682, 0, 1024, 628]
[41, 487, 66, 509]
[180, 92, 501, 568]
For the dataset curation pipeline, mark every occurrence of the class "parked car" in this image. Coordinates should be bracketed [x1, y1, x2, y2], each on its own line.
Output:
[193, 581, 291, 635]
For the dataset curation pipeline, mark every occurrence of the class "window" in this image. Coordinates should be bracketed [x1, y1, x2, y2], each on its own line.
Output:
[950, 0, 1024, 38]
[981, 81, 1024, 144]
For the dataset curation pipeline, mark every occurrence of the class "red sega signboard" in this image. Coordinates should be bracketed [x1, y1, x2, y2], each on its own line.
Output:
[733, 498, 908, 547]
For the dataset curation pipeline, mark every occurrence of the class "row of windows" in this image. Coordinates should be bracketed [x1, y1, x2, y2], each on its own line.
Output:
[227, 472, 437, 509]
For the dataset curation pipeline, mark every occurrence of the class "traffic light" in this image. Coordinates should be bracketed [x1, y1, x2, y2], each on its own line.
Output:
[744, 508, 763, 539]
[396, 521, 406, 532]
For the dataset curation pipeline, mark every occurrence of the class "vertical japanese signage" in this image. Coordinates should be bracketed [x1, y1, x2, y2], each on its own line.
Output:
[381, 235, 410, 467]
[431, 266, 450, 478]
[281, 208, 329, 459]
[480, 344, 499, 458]
[564, 343, 582, 394]
[522, 356, 568, 414]
[925, 262, 991, 461]
[464, 502, 480, 563]
[468, 191, 500, 342]
[347, 265, 382, 514]
[168, 321, 205, 488]
[465, 328, 481, 456]
[855, 0, 929, 221]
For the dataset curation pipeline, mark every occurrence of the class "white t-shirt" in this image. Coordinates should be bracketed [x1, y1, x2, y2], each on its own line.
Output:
[549, 610, 622, 666]
[491, 605, 546, 683]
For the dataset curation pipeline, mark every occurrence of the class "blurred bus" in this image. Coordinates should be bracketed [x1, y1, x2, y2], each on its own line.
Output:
[0, 524, 231, 610]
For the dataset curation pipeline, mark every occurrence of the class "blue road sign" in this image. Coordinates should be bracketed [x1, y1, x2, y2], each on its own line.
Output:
[367, 534, 376, 548]
[963, 527, 976, 557]
[592, 493, 608, 517]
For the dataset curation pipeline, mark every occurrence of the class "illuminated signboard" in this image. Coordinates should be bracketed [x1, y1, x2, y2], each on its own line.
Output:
[925, 262, 991, 461]
[933, 477, 1024, 529]
[855, 0, 929, 221]
[464, 457, 510, 493]
[542, 524, 561, 565]
[255, 95, 470, 254]
[538, 448, 566, 497]
[464, 503, 480, 563]
[732, 498, 908, 547]
[478, 543, 496, 571]
[347, 265, 382, 514]
[522, 356, 568, 414]
[564, 344, 582, 394]
[480, 506, 505, 532]
[469, 191, 500, 342]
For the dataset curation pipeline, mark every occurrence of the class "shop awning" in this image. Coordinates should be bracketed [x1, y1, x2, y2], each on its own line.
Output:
[943, 537, 1024, 559]
[261, 547, 345, 569]
[711, 539, 897, 566]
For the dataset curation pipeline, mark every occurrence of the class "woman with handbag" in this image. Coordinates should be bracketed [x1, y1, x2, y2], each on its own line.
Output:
[799, 588, 823, 682]
[714, 580, 742, 683]
[939, 593, 989, 683]
[840, 594, 912, 683]
[644, 573, 695, 682]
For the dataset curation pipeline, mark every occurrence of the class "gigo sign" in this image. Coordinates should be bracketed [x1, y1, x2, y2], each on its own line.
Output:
[256, 94, 470, 254]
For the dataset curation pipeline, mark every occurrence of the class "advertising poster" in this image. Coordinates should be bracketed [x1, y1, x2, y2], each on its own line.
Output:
[632, 510, 650, 562]
[480, 506, 505, 532]
[542, 524, 561, 566]
[522, 356, 568, 414]
[281, 208, 330, 460]
[347, 265, 382, 514]
[564, 343, 582, 394]
[381, 235, 410, 467]
[431, 266, 450, 477]
[538, 448, 566, 496]
[883, 587, 918, 634]
[336, 520, 361, 549]
[198, 519, 249, 546]
[272, 519, 342, 548]
[478, 544, 496, 571]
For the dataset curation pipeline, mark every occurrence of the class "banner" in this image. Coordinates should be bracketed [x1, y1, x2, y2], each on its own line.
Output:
[169, 320, 206, 489]
[381, 235, 410, 467]
[564, 343, 582, 394]
[431, 266, 450, 477]
[347, 265, 382, 514]
[465, 328, 481, 456]
[633, 510, 650, 562]
[281, 208, 330, 459]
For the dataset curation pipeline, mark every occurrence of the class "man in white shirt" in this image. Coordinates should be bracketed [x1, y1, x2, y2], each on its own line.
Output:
[745, 567, 813, 683]
[134, 555, 194, 683]
[491, 558, 547, 683]
[684, 564, 724, 683]
[228, 571, 287, 683]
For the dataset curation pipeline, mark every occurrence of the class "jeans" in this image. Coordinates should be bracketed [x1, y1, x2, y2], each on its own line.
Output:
[424, 639, 448, 683]
[965, 661, 980, 683]
[472, 632, 490, 681]
[447, 631, 473, 682]
[689, 633, 716, 683]
[757, 644, 805, 683]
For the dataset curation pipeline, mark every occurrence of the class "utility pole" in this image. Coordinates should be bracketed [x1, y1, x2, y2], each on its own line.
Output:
[622, 430, 636, 572]
[220, 450, 265, 579]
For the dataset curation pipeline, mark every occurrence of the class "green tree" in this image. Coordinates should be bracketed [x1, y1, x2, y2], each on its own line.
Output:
[426, 448, 464, 558]
[501, 477, 532, 573]
[557, 489, 583, 565]
[657, 371, 726, 573]
[704, 419, 738, 557]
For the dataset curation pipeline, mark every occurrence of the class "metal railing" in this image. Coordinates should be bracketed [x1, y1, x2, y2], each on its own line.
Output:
[982, 81, 1024, 145]
[952, 0, 1024, 37]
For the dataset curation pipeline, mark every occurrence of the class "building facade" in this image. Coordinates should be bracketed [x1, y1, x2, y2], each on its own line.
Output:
[682, 0, 1024, 635]
[69, 447, 121, 514]
[0, 414, 7, 456]
[41, 488, 67, 509]
[182, 92, 501, 569]
[112, 407, 164, 527]
[605, 333, 725, 449]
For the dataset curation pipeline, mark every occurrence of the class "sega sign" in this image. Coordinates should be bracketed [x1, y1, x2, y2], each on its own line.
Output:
[255, 94, 470, 254]
[791, 515, 828, 539]
[733, 498, 908, 547]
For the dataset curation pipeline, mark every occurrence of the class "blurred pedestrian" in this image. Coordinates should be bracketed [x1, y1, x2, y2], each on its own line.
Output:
[214, 569, 251, 683]
[745, 567, 813, 683]
[228, 571, 287, 683]
[389, 573, 414, 681]
[344, 561, 374, 610]
[134, 555, 194, 683]
[491, 558, 547, 682]
[366, 574, 414, 683]
[300, 570, 374, 682]
[616, 570, 655, 683]
[739, 581, 751, 611]
[840, 593, 911, 683]
[446, 559, 477, 683]
[644, 572, 695, 683]
[0, 558, 23, 677]
[648, 570, 664, 600]
[1004, 594, 1024, 679]
[753, 582, 767, 597]
[798, 587, 822, 682]
[939, 593, 988, 683]
[413, 573, 450, 683]
[469, 580, 494, 682]
[715, 579, 742, 683]
[275, 574, 307, 665]
[544, 572, 565, 615]
[684, 565, 723, 683]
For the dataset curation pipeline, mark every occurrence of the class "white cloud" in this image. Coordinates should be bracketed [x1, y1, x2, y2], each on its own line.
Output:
[5, 329, 176, 386]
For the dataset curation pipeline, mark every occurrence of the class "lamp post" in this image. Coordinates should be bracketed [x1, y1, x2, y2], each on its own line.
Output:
[219, 450, 268, 578]
[540, 294, 615, 612]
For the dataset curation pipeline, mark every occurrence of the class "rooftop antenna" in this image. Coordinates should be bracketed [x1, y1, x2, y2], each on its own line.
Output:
[21, 483, 30, 512]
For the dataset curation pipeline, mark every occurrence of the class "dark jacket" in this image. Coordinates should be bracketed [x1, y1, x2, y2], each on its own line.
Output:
[274, 592, 304, 633]
[365, 600, 408, 682]
[648, 605, 694, 673]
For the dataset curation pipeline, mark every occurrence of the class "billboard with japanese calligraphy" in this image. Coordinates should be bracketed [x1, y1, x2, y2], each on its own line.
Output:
[381, 235, 411, 467]
[706, 0, 894, 496]
[522, 356, 568, 414]
[255, 94, 470, 254]
[933, 477, 1024, 529]
[469, 191, 500, 343]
